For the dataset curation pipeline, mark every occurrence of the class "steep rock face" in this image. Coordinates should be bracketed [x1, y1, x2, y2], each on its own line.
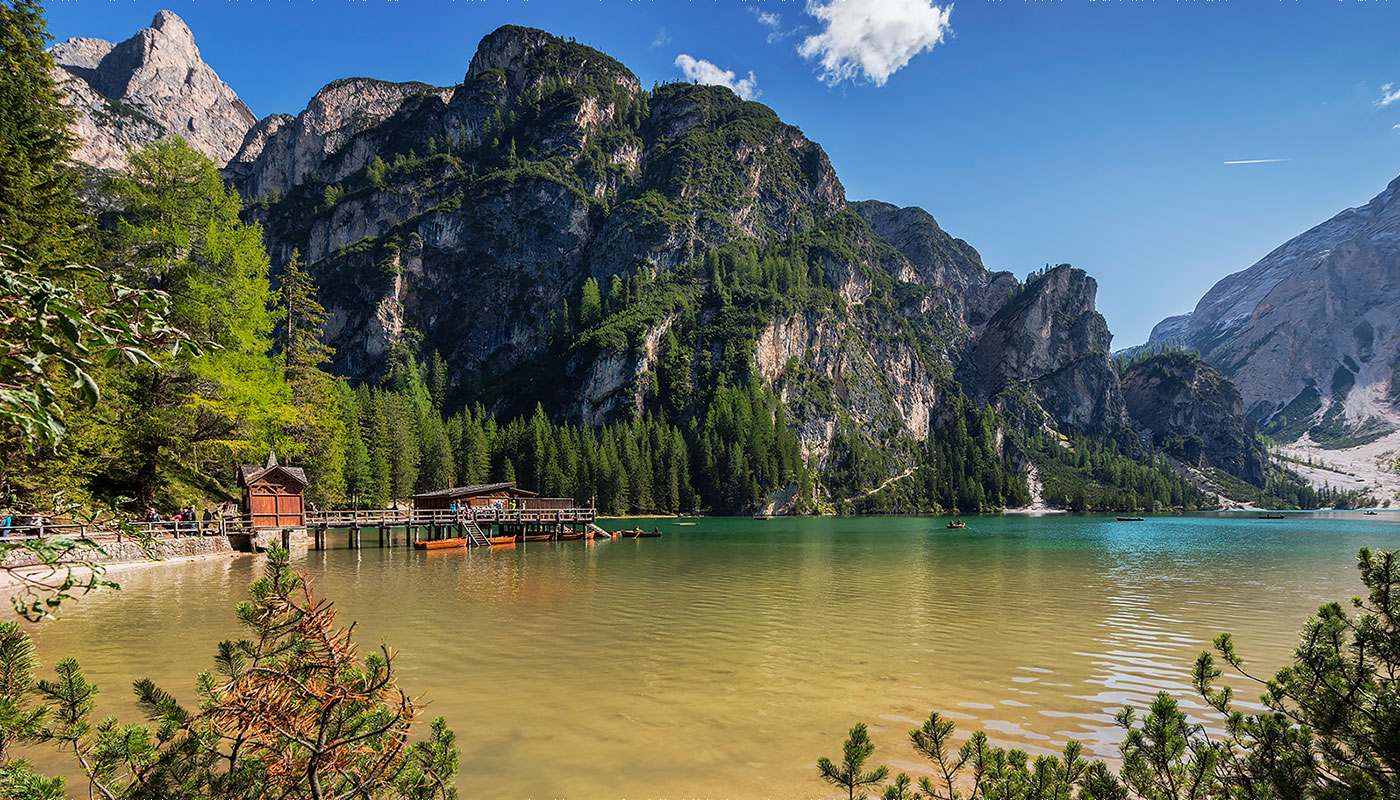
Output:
[850, 200, 1015, 327]
[961, 266, 1126, 435]
[50, 11, 256, 170]
[1121, 351, 1266, 484]
[1147, 175, 1400, 437]
[238, 26, 847, 393]
[225, 79, 453, 199]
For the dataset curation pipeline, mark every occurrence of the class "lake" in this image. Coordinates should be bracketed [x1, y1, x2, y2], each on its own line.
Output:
[19, 512, 1400, 799]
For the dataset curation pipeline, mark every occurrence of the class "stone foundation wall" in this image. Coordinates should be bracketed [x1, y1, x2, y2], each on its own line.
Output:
[0, 534, 233, 570]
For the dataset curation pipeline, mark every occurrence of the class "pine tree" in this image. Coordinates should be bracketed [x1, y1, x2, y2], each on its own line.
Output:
[579, 277, 602, 329]
[817, 723, 889, 800]
[0, 0, 82, 266]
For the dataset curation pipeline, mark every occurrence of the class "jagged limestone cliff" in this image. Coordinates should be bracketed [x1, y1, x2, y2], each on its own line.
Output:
[1146, 175, 1400, 447]
[1121, 351, 1266, 484]
[50, 11, 255, 170]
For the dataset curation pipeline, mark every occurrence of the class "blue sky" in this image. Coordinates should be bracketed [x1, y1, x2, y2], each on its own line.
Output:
[46, 0, 1400, 346]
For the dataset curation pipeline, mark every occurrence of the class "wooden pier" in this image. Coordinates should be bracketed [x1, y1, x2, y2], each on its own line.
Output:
[303, 507, 603, 551]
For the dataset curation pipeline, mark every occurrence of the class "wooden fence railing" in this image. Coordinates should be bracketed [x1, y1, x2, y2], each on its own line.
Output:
[0, 507, 598, 544]
[0, 519, 223, 543]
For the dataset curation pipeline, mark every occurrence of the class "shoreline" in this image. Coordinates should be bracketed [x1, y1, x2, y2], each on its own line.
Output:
[0, 548, 248, 596]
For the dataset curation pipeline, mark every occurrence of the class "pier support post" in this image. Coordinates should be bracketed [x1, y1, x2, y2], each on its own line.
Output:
[282, 528, 291, 550]
[380, 523, 388, 548]
[349, 526, 361, 550]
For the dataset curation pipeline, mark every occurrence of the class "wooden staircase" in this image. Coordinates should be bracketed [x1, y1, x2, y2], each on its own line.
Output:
[587, 523, 613, 540]
[461, 516, 491, 547]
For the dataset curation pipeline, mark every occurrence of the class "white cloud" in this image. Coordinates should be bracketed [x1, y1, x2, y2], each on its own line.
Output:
[650, 28, 671, 49]
[751, 9, 790, 43]
[1378, 83, 1400, 108]
[674, 54, 761, 100]
[798, 0, 953, 87]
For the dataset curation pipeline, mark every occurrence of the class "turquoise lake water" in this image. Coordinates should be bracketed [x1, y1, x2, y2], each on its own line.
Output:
[20, 512, 1400, 798]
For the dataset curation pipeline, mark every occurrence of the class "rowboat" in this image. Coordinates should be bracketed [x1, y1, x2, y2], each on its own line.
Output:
[1365, 511, 1380, 516]
[1116, 517, 1145, 522]
[753, 515, 771, 520]
[946, 521, 966, 530]
[413, 537, 471, 551]
[522, 532, 554, 542]
[618, 528, 662, 538]
[556, 530, 586, 540]
[487, 534, 516, 546]
[1258, 514, 1286, 520]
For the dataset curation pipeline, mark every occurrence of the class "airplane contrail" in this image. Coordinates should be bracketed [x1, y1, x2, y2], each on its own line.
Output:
[1223, 158, 1287, 165]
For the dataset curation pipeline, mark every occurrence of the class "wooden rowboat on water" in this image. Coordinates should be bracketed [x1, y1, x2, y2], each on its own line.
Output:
[413, 537, 471, 551]
[556, 530, 586, 541]
[1258, 514, 1286, 520]
[946, 521, 966, 529]
[1116, 517, 1145, 522]
[487, 535, 516, 546]
[617, 528, 663, 538]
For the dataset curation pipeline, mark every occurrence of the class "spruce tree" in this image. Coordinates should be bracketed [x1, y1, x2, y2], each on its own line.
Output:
[0, 0, 82, 266]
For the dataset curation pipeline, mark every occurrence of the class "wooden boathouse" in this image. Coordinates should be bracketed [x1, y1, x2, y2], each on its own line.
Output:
[237, 451, 308, 530]
[304, 482, 601, 550]
[411, 482, 538, 511]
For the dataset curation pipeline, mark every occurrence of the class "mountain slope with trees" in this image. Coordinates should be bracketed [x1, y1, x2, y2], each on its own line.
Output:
[4, 9, 1294, 515]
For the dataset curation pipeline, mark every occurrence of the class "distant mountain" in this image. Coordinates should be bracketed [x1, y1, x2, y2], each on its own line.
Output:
[1146, 176, 1400, 446]
[50, 11, 255, 170]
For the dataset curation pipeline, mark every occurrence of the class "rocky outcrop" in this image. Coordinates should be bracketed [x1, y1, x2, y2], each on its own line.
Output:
[1146, 174, 1400, 441]
[850, 200, 1016, 327]
[961, 266, 1126, 435]
[225, 78, 453, 199]
[50, 11, 256, 170]
[1121, 351, 1266, 484]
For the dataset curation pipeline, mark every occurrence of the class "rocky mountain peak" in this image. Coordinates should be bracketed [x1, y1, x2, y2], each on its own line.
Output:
[1145, 172, 1400, 444]
[51, 10, 256, 170]
[148, 9, 195, 49]
[466, 25, 640, 99]
[962, 265, 1126, 435]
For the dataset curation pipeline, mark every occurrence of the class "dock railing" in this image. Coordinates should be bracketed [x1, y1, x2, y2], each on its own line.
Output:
[0, 505, 598, 544]
[0, 518, 225, 544]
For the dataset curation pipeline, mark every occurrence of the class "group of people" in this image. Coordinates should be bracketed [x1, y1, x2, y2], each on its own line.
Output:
[445, 499, 522, 514]
[143, 505, 214, 528]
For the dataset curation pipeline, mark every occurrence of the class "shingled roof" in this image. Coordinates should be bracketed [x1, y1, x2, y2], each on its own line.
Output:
[237, 449, 308, 487]
[411, 481, 537, 500]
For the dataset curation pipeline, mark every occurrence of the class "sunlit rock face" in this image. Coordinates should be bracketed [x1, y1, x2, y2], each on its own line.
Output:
[1147, 175, 1400, 439]
[51, 11, 256, 170]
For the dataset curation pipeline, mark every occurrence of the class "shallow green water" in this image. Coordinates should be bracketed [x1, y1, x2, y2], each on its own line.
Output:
[19, 512, 1400, 799]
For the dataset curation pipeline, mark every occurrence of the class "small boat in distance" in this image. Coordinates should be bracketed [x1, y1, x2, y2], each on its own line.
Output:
[1365, 511, 1380, 516]
[1116, 517, 1145, 522]
[753, 514, 771, 520]
[1258, 514, 1286, 520]
[946, 520, 966, 529]
[618, 527, 663, 538]
[413, 537, 471, 551]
